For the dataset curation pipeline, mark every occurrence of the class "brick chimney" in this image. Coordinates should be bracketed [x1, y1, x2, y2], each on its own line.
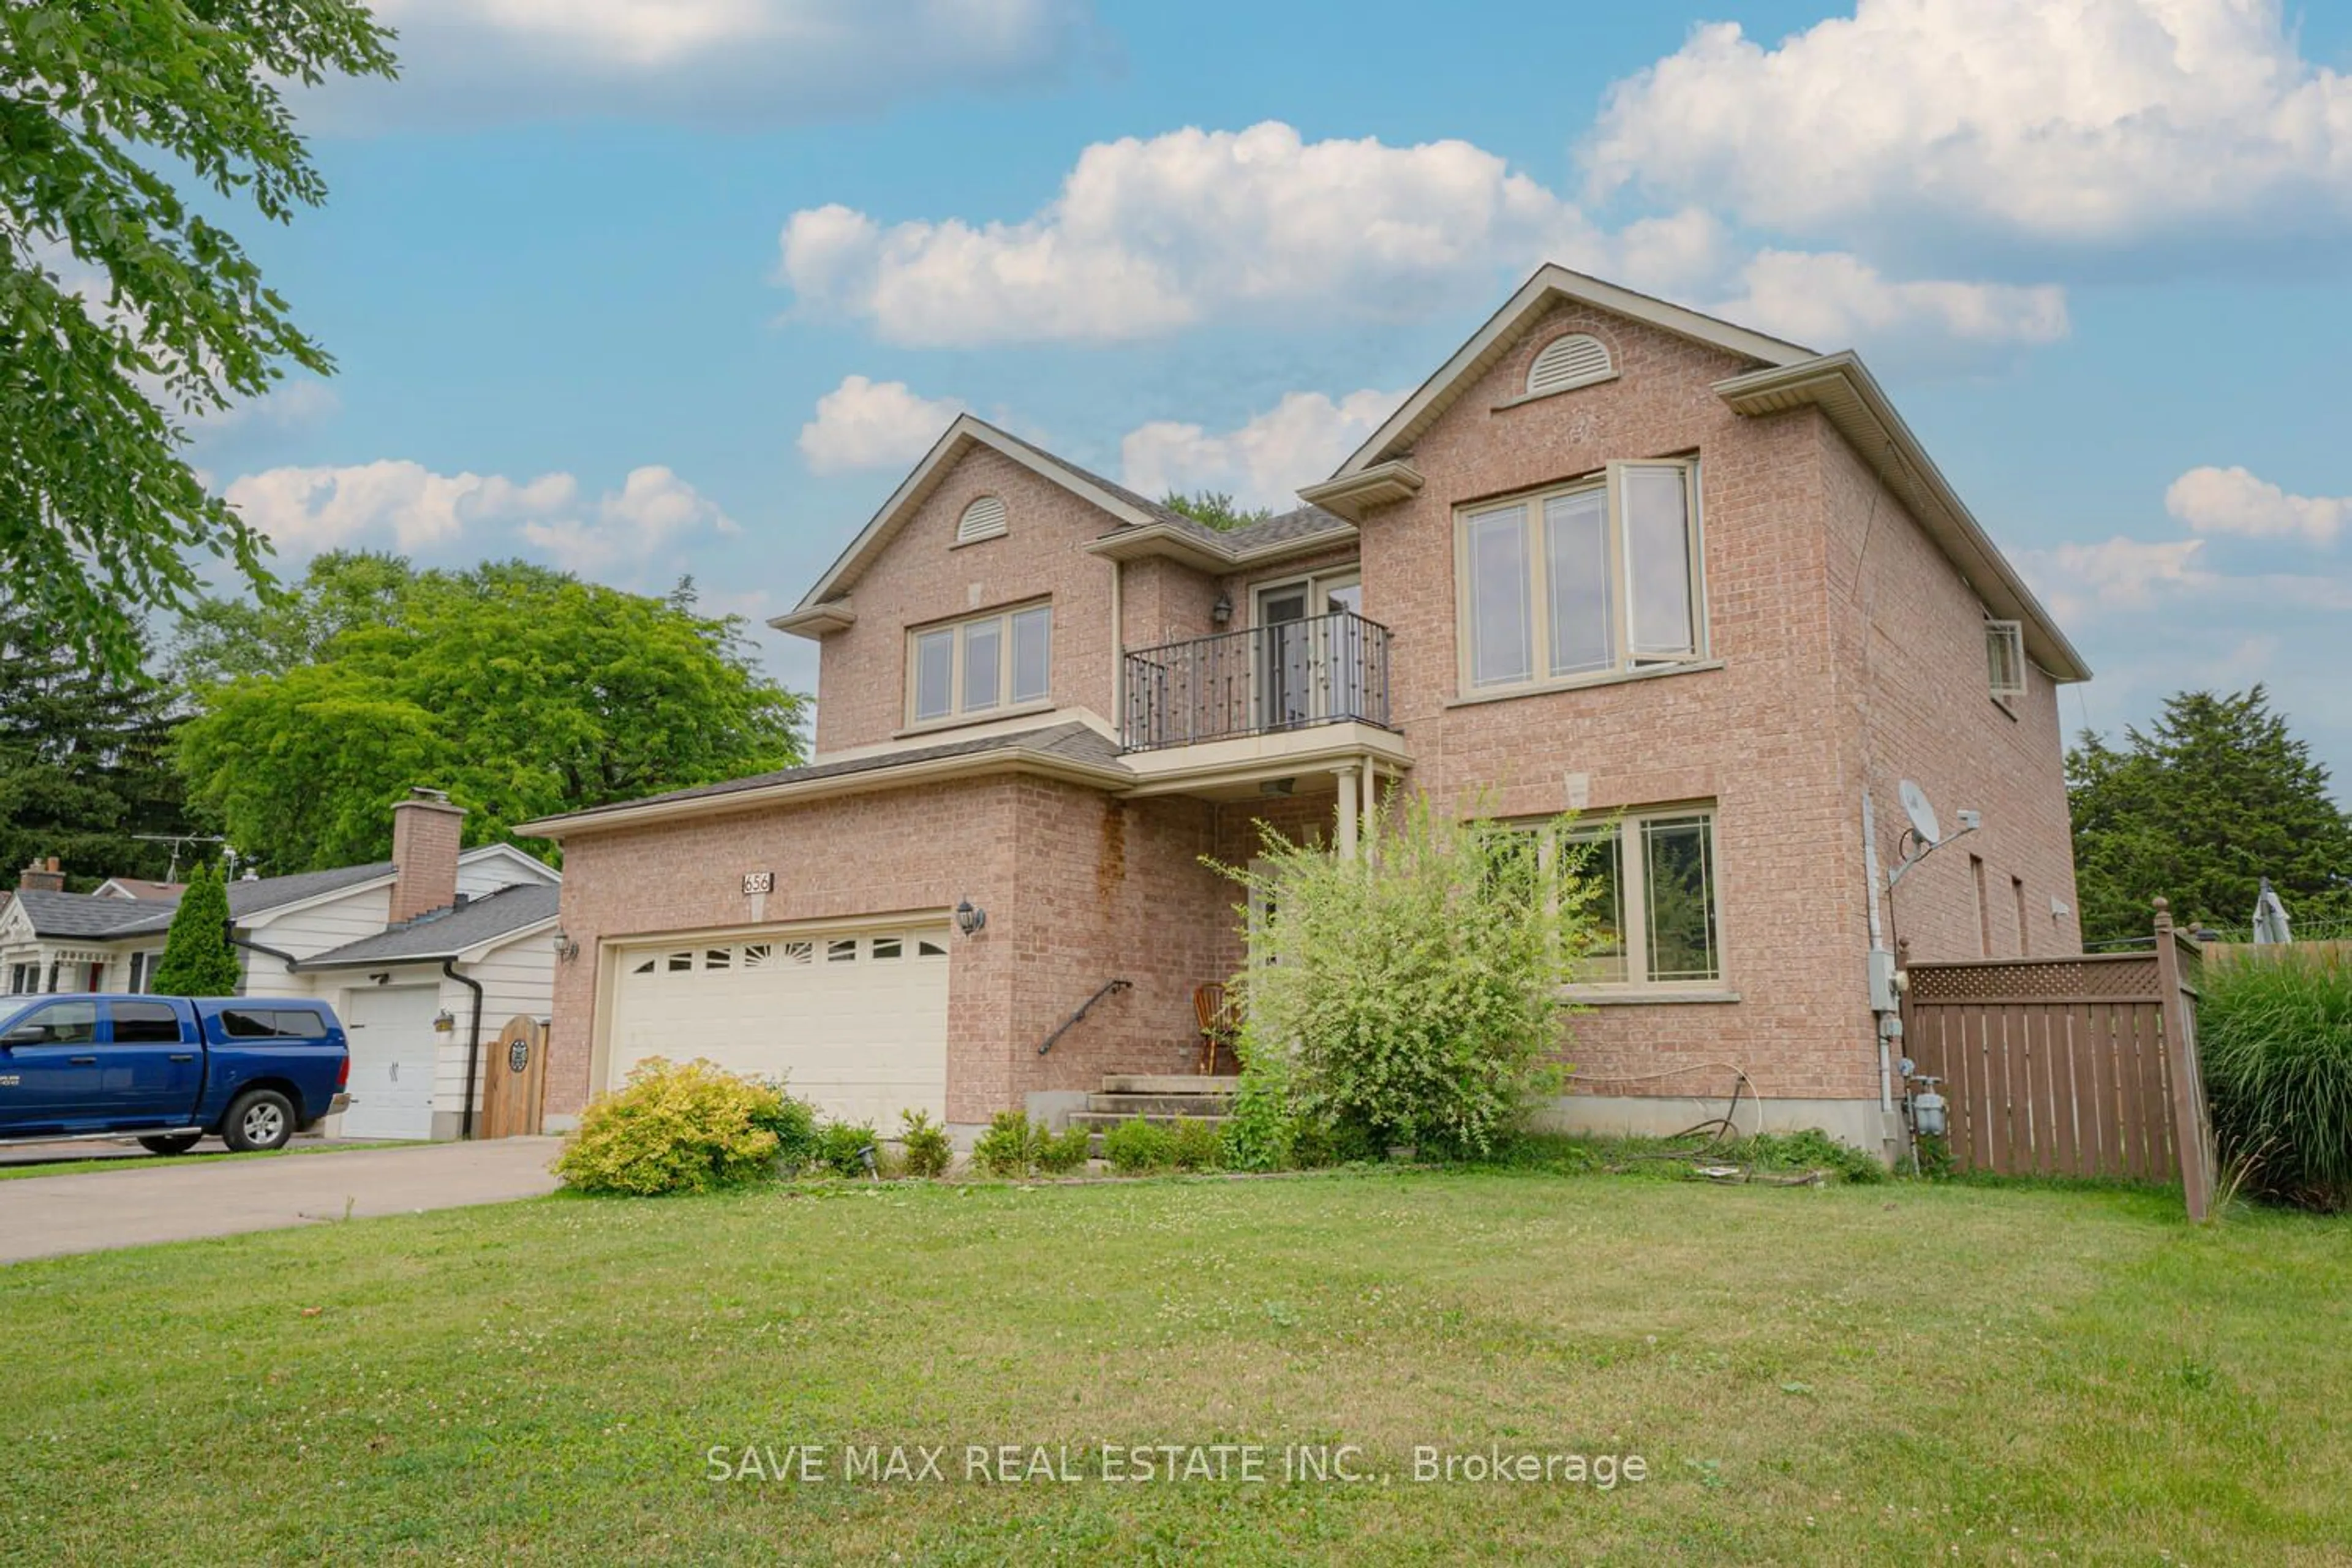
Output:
[17, 856, 64, 894]
[388, 788, 466, 924]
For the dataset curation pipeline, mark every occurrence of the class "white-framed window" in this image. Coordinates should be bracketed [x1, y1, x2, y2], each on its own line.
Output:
[826, 938, 857, 964]
[956, 494, 1008, 545]
[1508, 805, 1724, 989]
[909, 602, 1052, 725]
[1458, 460, 1704, 695]
[1985, 619, 2026, 699]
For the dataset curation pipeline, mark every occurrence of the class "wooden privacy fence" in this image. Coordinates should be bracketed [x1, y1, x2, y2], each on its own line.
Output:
[1901, 900, 2217, 1219]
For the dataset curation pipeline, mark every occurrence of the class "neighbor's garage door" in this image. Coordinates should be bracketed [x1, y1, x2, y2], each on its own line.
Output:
[341, 984, 440, 1140]
[608, 927, 951, 1127]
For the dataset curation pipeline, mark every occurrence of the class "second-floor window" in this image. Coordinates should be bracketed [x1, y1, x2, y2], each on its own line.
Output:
[909, 603, 1052, 725]
[1457, 459, 1703, 695]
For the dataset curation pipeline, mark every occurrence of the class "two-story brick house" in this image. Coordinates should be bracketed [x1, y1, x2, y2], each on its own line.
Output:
[521, 266, 2089, 1156]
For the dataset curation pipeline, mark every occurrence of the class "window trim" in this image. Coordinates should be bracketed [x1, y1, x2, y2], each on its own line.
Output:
[1985, 618, 2027, 700]
[905, 600, 1052, 729]
[1506, 802, 1727, 997]
[1453, 459, 1706, 701]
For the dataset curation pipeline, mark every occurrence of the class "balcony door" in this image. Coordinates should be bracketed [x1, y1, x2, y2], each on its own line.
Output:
[1255, 571, 1360, 731]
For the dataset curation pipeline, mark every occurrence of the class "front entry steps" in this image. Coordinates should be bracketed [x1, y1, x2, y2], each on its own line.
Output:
[1067, 1074, 1240, 1145]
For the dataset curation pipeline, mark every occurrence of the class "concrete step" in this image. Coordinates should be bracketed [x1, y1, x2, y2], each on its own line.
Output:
[1099, 1074, 1242, 1096]
[1083, 1092, 1236, 1117]
[1067, 1109, 1232, 1133]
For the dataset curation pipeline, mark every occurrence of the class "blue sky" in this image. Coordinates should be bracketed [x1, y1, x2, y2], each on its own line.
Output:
[181, 0, 2352, 793]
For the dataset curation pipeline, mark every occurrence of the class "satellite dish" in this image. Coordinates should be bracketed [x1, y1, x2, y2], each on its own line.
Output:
[1898, 780, 1941, 844]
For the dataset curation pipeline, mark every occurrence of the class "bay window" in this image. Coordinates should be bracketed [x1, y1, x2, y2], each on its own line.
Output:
[1458, 459, 1703, 695]
[909, 603, 1052, 726]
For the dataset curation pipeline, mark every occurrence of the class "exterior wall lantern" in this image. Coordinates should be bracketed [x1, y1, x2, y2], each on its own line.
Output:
[1210, 592, 1233, 625]
[954, 898, 987, 937]
[551, 928, 580, 963]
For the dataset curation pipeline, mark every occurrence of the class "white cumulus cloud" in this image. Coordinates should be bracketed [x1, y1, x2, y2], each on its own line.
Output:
[311, 0, 1099, 126]
[2166, 465, 2348, 545]
[777, 120, 2070, 364]
[797, 375, 966, 474]
[1585, 0, 2352, 257]
[2018, 535, 2215, 622]
[224, 460, 734, 570]
[1120, 388, 1411, 514]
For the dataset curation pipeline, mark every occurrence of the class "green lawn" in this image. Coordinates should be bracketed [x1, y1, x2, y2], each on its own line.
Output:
[4, 1169, 2346, 1564]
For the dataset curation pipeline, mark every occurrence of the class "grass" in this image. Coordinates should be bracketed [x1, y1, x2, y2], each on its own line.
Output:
[2, 1169, 2347, 1564]
[2201, 948, 2352, 1209]
[0, 1139, 428, 1182]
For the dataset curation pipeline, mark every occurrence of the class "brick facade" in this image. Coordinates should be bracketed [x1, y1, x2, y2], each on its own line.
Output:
[540, 284, 2081, 1150]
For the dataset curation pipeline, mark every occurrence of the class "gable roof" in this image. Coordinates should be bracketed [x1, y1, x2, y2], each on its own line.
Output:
[519, 720, 1131, 838]
[1302, 263, 2089, 684]
[773, 417, 1357, 634]
[9, 889, 169, 940]
[94, 877, 184, 901]
[1716, 353, 2090, 681]
[296, 883, 562, 970]
[1321, 264, 1815, 483]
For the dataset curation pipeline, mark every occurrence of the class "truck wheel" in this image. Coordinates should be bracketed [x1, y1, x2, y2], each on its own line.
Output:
[223, 1090, 296, 1153]
[137, 1134, 203, 1156]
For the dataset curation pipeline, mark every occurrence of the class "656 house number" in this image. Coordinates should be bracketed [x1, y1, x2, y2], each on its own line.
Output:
[0, 1075, 18, 1087]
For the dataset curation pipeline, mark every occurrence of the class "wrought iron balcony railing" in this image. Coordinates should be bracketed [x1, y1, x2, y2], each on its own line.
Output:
[1120, 610, 1392, 752]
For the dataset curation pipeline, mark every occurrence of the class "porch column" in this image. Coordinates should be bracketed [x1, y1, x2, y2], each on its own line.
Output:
[1359, 760, 1379, 864]
[1333, 762, 1360, 860]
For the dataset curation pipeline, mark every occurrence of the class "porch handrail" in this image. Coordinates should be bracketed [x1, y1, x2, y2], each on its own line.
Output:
[1121, 608, 1390, 751]
[1036, 978, 1131, 1055]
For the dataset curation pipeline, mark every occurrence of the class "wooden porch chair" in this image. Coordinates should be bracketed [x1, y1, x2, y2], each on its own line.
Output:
[1192, 982, 1242, 1075]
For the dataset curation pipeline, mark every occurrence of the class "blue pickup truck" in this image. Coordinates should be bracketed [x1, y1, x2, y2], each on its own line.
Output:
[0, 995, 351, 1155]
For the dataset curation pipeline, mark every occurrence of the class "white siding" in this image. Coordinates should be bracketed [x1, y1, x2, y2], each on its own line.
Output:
[246, 884, 394, 960]
[431, 934, 556, 1116]
[456, 848, 560, 900]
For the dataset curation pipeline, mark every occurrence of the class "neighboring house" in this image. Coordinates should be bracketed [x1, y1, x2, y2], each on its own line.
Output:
[0, 791, 560, 1140]
[93, 876, 187, 902]
[520, 266, 2089, 1156]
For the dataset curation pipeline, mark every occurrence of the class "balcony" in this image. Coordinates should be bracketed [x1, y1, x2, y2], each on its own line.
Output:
[1120, 610, 1392, 752]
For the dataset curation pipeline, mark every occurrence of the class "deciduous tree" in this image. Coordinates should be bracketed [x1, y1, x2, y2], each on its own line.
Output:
[2, 1, 397, 674]
[175, 556, 809, 870]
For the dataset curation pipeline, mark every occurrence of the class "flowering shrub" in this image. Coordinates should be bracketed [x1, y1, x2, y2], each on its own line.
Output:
[553, 1057, 782, 1196]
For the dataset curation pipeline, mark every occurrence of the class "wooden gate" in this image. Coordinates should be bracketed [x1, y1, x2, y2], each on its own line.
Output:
[1902, 900, 2215, 1219]
[479, 1014, 548, 1139]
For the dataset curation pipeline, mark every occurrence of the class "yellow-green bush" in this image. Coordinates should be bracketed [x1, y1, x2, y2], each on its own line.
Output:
[553, 1057, 782, 1196]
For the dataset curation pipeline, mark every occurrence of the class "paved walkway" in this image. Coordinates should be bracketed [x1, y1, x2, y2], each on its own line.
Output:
[0, 1138, 564, 1264]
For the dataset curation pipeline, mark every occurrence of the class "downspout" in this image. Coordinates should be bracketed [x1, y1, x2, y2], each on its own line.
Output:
[443, 957, 486, 1140]
[230, 934, 301, 990]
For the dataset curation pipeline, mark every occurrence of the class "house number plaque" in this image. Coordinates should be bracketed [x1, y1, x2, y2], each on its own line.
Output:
[742, 870, 775, 895]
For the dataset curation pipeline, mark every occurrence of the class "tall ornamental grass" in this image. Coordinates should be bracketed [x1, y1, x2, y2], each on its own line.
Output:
[2199, 949, 2352, 1211]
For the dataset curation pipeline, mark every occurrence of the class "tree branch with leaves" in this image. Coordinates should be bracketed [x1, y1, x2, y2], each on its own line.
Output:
[1, 1, 397, 674]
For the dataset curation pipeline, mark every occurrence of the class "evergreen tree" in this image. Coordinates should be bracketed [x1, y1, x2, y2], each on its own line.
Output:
[0, 591, 194, 886]
[2068, 687, 2352, 943]
[149, 865, 243, 997]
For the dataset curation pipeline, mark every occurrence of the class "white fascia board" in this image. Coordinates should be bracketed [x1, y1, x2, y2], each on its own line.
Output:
[1327, 265, 1814, 481]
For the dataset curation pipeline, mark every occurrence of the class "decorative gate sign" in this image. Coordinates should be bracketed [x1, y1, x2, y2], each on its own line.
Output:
[508, 1036, 531, 1074]
[742, 870, 775, 895]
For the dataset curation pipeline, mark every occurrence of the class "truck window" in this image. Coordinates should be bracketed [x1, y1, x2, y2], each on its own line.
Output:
[2, 1000, 98, 1046]
[219, 1008, 328, 1040]
[110, 1001, 184, 1044]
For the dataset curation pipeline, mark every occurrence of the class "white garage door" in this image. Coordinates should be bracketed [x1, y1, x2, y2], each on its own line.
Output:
[341, 985, 440, 1140]
[608, 926, 951, 1128]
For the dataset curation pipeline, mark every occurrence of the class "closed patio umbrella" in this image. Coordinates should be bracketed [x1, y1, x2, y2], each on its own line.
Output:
[2251, 877, 2293, 945]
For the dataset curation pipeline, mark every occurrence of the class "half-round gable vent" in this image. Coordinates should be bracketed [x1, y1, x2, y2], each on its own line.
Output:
[957, 494, 1008, 545]
[1526, 333, 1614, 398]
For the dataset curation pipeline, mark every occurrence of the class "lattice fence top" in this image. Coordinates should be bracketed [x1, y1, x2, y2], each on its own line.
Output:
[1906, 955, 2160, 1003]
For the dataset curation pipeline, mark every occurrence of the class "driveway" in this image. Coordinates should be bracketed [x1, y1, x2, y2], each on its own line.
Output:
[0, 1138, 564, 1264]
